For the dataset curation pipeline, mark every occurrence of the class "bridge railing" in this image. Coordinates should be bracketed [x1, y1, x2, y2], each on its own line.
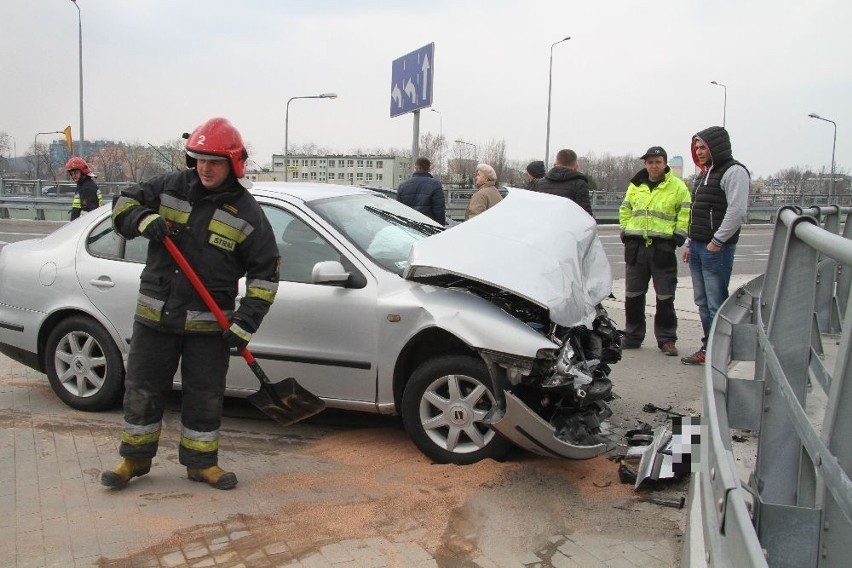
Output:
[685, 205, 852, 567]
[0, 179, 132, 221]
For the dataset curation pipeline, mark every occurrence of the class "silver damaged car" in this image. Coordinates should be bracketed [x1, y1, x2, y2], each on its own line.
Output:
[0, 183, 621, 465]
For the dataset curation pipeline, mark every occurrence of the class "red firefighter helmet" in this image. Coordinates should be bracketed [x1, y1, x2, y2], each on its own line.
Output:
[64, 157, 91, 175]
[184, 117, 251, 189]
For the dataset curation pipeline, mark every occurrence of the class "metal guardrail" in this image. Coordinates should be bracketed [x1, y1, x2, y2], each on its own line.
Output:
[686, 205, 852, 567]
[0, 178, 131, 221]
[2, 177, 846, 223]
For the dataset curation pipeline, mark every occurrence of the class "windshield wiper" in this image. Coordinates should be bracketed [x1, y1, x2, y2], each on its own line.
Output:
[364, 206, 444, 236]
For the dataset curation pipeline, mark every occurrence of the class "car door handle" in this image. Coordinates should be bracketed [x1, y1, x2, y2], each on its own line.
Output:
[89, 278, 115, 288]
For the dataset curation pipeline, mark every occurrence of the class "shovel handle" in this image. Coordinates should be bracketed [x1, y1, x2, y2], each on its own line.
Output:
[163, 235, 256, 365]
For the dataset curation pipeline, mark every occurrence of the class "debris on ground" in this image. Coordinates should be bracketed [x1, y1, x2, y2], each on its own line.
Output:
[613, 416, 699, 489]
[642, 402, 685, 417]
[637, 495, 686, 509]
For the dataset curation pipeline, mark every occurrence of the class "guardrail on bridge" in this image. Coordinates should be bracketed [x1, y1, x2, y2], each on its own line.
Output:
[685, 205, 852, 567]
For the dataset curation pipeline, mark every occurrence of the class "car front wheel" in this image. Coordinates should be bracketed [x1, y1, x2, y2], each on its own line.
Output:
[401, 355, 512, 465]
[44, 315, 125, 411]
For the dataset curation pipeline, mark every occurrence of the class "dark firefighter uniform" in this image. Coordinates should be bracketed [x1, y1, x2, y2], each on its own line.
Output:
[111, 168, 280, 469]
[70, 175, 103, 220]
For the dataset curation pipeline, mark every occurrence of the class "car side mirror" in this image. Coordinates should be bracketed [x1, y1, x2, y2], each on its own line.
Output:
[311, 260, 350, 286]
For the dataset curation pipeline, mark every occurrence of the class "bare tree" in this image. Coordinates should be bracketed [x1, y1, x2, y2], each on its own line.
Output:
[481, 138, 508, 185]
[27, 142, 62, 181]
[0, 132, 11, 175]
[418, 132, 447, 177]
[449, 141, 477, 188]
[582, 152, 640, 195]
[288, 143, 332, 156]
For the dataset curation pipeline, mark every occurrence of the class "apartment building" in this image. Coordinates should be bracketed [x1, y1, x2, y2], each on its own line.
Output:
[269, 154, 411, 189]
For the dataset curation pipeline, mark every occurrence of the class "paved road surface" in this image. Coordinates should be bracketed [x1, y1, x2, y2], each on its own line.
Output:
[0, 218, 766, 567]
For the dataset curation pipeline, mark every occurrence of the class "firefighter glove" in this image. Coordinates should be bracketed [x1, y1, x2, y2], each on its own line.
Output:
[223, 320, 252, 351]
[139, 214, 170, 242]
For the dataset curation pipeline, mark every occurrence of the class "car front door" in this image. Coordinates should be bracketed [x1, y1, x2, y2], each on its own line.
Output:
[227, 205, 381, 404]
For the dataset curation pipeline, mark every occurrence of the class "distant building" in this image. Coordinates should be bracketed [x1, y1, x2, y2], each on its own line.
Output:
[670, 155, 684, 179]
[48, 139, 114, 164]
[270, 154, 411, 189]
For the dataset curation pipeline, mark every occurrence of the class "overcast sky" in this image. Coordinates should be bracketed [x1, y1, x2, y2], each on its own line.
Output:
[2, 0, 850, 179]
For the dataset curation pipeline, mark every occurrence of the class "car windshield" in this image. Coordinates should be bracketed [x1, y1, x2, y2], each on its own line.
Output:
[311, 194, 442, 274]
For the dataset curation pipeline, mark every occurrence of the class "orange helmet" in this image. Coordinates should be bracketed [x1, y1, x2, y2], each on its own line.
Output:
[185, 117, 251, 189]
[64, 157, 91, 175]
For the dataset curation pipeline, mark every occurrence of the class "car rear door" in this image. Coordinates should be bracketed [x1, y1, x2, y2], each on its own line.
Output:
[74, 212, 146, 346]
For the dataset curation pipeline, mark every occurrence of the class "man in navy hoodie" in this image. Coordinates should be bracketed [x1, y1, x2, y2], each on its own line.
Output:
[680, 126, 749, 365]
[397, 157, 445, 224]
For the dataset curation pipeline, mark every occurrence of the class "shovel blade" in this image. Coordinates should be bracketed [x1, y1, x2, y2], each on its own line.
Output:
[246, 377, 325, 427]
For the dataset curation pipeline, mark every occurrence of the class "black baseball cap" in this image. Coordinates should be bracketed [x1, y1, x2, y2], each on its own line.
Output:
[640, 146, 667, 161]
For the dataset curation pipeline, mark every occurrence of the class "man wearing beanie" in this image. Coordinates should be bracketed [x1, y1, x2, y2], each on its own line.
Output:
[680, 127, 749, 365]
[619, 146, 691, 356]
[525, 160, 545, 189]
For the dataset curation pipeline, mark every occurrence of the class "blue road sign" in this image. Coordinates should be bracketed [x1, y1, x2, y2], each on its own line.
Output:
[389, 43, 434, 118]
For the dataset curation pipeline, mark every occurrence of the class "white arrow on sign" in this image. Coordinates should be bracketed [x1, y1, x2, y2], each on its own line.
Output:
[404, 78, 418, 104]
[421, 53, 431, 99]
[391, 84, 403, 108]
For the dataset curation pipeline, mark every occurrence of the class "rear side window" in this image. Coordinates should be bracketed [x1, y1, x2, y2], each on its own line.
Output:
[86, 217, 147, 263]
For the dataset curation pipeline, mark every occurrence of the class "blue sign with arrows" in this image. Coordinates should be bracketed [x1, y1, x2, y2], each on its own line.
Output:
[389, 43, 434, 118]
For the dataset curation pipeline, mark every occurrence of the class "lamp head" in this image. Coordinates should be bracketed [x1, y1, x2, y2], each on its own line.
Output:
[808, 113, 821, 119]
[319, 93, 338, 99]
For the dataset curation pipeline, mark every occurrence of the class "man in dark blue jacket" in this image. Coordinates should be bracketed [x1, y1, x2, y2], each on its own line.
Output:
[397, 157, 445, 224]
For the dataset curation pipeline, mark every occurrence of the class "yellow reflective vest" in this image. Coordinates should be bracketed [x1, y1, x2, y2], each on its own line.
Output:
[619, 167, 691, 245]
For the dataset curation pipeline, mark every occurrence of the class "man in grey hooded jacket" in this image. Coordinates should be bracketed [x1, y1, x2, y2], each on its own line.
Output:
[680, 126, 749, 365]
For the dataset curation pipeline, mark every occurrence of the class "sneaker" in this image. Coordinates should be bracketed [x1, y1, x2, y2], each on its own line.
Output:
[681, 350, 706, 365]
[621, 338, 642, 349]
[659, 342, 678, 356]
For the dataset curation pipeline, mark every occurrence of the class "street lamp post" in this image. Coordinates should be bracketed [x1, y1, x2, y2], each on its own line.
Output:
[34, 131, 63, 180]
[454, 139, 477, 185]
[545, 36, 571, 166]
[808, 113, 838, 201]
[710, 80, 727, 127]
[284, 92, 337, 181]
[70, 0, 84, 158]
[430, 108, 443, 175]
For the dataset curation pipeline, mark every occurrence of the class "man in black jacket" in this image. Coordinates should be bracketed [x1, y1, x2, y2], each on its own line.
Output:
[101, 118, 280, 490]
[533, 149, 593, 216]
[397, 157, 445, 224]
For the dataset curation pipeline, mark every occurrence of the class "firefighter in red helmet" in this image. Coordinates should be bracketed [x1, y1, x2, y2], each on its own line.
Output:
[64, 157, 103, 220]
[104, 118, 280, 490]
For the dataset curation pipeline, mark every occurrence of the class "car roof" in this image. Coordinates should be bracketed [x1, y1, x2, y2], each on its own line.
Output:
[250, 182, 385, 204]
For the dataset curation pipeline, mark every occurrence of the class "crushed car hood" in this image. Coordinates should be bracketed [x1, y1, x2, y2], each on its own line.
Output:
[404, 188, 612, 327]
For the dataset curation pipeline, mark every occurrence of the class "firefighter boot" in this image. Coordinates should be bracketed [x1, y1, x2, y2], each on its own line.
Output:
[100, 458, 152, 488]
[187, 465, 238, 490]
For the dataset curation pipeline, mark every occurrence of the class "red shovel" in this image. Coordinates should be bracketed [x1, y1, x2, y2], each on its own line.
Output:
[163, 235, 325, 426]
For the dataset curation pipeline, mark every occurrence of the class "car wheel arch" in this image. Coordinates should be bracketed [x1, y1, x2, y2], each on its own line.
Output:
[37, 309, 125, 371]
[392, 326, 474, 413]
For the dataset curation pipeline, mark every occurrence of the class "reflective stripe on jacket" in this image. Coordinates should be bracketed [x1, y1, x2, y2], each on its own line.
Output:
[112, 169, 280, 335]
[619, 167, 691, 244]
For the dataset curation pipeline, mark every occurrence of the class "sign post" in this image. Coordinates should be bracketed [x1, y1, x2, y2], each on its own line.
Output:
[390, 43, 434, 161]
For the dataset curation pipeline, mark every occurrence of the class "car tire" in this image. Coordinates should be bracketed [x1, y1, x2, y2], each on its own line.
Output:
[44, 316, 124, 411]
[401, 355, 512, 465]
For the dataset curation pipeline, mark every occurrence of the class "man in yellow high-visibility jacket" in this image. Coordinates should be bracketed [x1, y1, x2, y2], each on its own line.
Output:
[619, 146, 691, 356]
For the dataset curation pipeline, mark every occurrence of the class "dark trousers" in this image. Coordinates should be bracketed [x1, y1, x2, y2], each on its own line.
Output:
[623, 240, 678, 346]
[119, 322, 230, 468]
